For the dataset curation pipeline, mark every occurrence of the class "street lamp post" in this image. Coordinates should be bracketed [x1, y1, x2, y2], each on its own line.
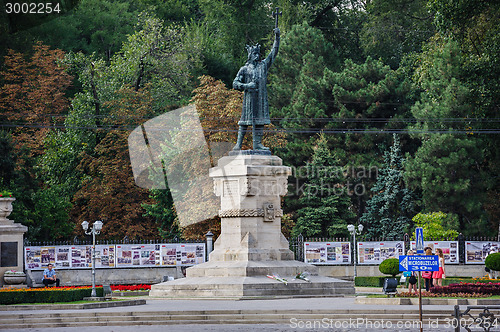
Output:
[81, 220, 103, 297]
[347, 224, 364, 278]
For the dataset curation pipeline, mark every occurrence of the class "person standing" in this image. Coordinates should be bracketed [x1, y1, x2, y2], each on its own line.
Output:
[422, 247, 433, 291]
[407, 250, 418, 293]
[432, 248, 446, 287]
[42, 263, 60, 287]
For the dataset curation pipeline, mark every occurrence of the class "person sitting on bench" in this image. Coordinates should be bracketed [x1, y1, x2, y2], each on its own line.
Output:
[42, 263, 60, 287]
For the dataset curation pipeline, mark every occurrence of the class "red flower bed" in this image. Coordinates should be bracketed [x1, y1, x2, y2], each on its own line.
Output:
[430, 282, 500, 295]
[110, 284, 151, 291]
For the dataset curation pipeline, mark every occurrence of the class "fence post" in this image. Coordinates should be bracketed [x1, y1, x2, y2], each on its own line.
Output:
[205, 231, 214, 261]
[297, 234, 304, 262]
[404, 233, 409, 253]
[458, 233, 465, 264]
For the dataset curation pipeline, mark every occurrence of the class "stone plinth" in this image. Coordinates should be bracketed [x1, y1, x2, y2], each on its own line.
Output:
[150, 153, 354, 298]
[0, 197, 28, 287]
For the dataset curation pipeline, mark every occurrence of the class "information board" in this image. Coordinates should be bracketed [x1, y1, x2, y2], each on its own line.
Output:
[465, 241, 500, 264]
[304, 242, 351, 265]
[357, 241, 404, 264]
[410, 241, 459, 264]
[25, 243, 205, 270]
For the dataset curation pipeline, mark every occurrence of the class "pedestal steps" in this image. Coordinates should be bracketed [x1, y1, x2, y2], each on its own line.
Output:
[0, 309, 454, 329]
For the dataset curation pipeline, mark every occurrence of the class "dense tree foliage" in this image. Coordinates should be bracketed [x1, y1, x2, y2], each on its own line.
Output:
[292, 133, 355, 238]
[361, 135, 416, 240]
[0, 0, 498, 241]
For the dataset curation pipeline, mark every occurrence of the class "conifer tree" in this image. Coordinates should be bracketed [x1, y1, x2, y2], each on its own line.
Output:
[292, 133, 355, 238]
[361, 134, 416, 239]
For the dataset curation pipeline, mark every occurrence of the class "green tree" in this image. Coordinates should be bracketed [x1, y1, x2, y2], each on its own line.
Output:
[28, 0, 140, 61]
[292, 133, 355, 238]
[406, 36, 489, 235]
[360, 0, 435, 68]
[0, 130, 15, 189]
[405, 134, 486, 233]
[269, 22, 339, 165]
[411, 212, 459, 240]
[361, 134, 416, 240]
[142, 189, 181, 240]
[426, 0, 500, 233]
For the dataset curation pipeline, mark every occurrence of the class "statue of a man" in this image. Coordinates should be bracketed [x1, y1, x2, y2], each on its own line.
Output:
[232, 27, 280, 151]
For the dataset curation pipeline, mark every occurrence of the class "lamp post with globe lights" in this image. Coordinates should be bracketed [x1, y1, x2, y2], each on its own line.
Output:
[81, 220, 103, 297]
[347, 224, 364, 278]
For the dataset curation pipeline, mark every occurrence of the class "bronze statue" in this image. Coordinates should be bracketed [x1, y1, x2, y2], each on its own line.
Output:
[232, 8, 281, 151]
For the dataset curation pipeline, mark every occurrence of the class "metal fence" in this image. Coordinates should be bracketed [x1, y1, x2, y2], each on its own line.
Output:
[24, 233, 497, 265]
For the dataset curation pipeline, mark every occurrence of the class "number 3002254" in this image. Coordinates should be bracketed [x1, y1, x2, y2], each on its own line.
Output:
[5, 2, 61, 14]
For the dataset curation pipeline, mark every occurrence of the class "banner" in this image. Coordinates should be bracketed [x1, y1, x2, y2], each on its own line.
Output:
[466, 241, 500, 264]
[25, 243, 205, 270]
[358, 241, 404, 264]
[410, 241, 459, 264]
[304, 242, 351, 265]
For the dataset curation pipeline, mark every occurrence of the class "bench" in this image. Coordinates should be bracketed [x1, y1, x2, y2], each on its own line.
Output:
[26, 270, 56, 288]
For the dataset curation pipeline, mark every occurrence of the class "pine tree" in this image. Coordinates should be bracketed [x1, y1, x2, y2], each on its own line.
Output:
[292, 133, 355, 238]
[361, 134, 416, 239]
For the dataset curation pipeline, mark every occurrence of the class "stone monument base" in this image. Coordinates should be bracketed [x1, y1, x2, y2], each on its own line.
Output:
[149, 276, 353, 299]
[149, 261, 354, 299]
[149, 152, 355, 299]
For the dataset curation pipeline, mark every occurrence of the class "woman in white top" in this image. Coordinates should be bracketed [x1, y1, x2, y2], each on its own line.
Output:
[432, 248, 446, 287]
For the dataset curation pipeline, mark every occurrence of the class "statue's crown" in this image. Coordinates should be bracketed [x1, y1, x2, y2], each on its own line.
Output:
[245, 44, 261, 55]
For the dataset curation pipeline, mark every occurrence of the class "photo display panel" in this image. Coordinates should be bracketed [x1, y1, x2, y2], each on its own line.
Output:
[304, 242, 351, 264]
[357, 241, 404, 264]
[465, 241, 500, 264]
[25, 243, 206, 269]
[410, 241, 459, 264]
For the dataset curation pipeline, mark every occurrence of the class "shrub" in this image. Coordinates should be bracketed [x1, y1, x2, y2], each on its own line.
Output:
[354, 276, 387, 287]
[397, 291, 491, 298]
[485, 253, 500, 271]
[430, 282, 500, 296]
[0, 286, 103, 305]
[379, 258, 400, 277]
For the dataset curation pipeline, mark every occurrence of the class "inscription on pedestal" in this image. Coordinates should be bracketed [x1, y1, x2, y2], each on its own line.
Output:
[1, 242, 18, 267]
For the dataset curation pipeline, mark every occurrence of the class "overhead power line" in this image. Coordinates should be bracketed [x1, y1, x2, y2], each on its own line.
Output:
[0, 122, 499, 134]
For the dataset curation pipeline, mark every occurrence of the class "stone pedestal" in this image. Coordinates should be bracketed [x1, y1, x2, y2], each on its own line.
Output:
[150, 153, 354, 298]
[0, 197, 28, 287]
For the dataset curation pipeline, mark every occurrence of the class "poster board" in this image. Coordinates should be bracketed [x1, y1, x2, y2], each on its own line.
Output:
[25, 246, 42, 269]
[93, 245, 116, 268]
[25, 243, 205, 269]
[357, 241, 404, 264]
[70, 245, 91, 268]
[465, 241, 500, 264]
[410, 241, 459, 264]
[160, 243, 205, 266]
[304, 242, 351, 265]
